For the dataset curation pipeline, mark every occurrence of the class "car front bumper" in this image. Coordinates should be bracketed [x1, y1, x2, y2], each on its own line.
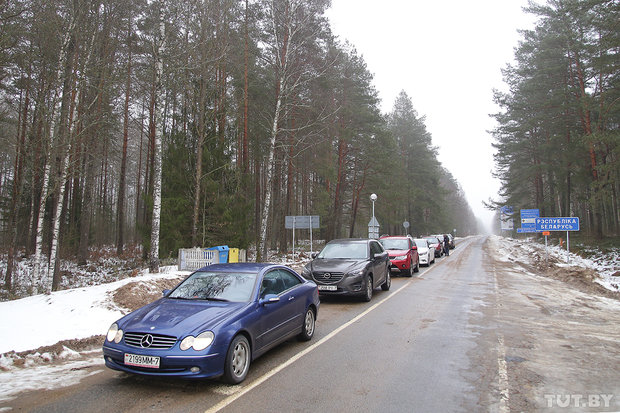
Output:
[313, 273, 366, 297]
[389, 258, 410, 272]
[102, 343, 224, 379]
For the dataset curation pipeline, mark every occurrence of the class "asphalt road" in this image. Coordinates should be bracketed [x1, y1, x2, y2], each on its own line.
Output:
[3, 235, 619, 412]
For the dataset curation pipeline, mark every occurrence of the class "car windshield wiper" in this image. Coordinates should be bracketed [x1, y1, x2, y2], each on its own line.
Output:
[203, 297, 230, 302]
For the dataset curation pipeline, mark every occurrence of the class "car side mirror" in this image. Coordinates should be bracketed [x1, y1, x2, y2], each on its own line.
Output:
[260, 294, 280, 305]
[162, 289, 171, 297]
[411, 246, 417, 250]
[311, 252, 318, 259]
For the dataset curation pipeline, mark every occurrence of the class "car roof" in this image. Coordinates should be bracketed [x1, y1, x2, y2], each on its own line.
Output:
[327, 238, 371, 244]
[196, 263, 287, 273]
[379, 235, 408, 239]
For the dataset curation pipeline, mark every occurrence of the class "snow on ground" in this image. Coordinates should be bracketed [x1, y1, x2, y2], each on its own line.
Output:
[491, 235, 620, 292]
[0, 266, 184, 355]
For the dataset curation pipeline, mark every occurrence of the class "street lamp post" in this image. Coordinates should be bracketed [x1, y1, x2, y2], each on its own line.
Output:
[368, 193, 379, 239]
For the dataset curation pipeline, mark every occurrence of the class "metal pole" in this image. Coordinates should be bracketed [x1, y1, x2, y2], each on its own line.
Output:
[566, 230, 570, 264]
[545, 235, 548, 264]
[292, 217, 296, 263]
[309, 216, 313, 255]
[372, 200, 375, 223]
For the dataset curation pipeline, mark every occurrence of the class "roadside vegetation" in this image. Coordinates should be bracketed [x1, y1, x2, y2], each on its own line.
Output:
[0, 0, 478, 296]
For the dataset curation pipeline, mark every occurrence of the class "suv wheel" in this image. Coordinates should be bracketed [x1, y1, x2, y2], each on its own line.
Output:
[381, 271, 391, 291]
[362, 275, 373, 302]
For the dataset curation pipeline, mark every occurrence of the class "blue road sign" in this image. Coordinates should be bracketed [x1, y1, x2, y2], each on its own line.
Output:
[535, 217, 580, 231]
[520, 209, 539, 231]
[517, 228, 538, 233]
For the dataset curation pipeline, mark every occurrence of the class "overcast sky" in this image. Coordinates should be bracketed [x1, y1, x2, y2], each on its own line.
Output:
[325, 0, 538, 233]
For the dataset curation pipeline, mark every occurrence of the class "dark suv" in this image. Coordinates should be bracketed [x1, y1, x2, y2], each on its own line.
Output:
[301, 238, 391, 302]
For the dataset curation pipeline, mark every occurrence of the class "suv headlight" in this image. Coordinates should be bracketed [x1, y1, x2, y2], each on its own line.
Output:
[347, 267, 366, 276]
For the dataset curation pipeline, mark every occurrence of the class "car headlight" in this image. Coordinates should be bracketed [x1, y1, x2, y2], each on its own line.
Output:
[106, 323, 123, 343]
[348, 268, 365, 276]
[180, 331, 215, 351]
[301, 267, 312, 279]
[394, 255, 407, 260]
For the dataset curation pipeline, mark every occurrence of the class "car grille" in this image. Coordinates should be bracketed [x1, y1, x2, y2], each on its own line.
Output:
[124, 332, 177, 349]
[313, 272, 344, 284]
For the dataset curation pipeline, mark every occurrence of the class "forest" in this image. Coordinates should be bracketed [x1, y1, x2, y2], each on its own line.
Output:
[492, 0, 619, 238]
[0, 0, 480, 296]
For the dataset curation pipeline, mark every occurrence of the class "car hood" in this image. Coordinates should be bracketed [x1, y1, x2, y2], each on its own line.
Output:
[118, 298, 248, 334]
[385, 249, 409, 257]
[308, 258, 368, 273]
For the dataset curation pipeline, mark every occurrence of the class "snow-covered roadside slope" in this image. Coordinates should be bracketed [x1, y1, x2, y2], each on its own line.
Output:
[0, 268, 185, 355]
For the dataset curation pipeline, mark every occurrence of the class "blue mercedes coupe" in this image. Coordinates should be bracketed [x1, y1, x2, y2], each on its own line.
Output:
[103, 263, 319, 384]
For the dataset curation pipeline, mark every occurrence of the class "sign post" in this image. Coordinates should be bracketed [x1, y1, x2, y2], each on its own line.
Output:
[285, 215, 320, 261]
[535, 217, 580, 263]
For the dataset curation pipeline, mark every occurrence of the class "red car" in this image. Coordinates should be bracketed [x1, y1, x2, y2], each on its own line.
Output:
[425, 236, 444, 258]
[379, 236, 420, 277]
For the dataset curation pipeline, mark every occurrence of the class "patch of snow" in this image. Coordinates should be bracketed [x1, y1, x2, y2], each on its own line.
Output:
[0, 355, 104, 403]
[0, 268, 181, 354]
[490, 235, 619, 292]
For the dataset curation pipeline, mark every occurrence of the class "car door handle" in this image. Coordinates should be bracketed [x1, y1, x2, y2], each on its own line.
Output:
[288, 296, 295, 301]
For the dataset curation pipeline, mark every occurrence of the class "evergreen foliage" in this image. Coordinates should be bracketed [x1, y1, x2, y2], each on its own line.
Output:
[492, 0, 619, 237]
[1, 0, 478, 293]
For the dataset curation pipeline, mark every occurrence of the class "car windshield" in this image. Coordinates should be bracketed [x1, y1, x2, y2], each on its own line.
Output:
[414, 239, 427, 248]
[380, 238, 409, 250]
[318, 242, 368, 259]
[169, 271, 257, 302]
[425, 237, 438, 244]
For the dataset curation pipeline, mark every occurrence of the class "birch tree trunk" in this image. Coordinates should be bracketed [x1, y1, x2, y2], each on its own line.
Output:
[33, 11, 77, 291]
[117, 14, 132, 256]
[149, 3, 166, 273]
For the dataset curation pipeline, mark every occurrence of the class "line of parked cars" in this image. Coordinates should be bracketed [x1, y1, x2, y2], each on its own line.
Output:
[103, 234, 454, 385]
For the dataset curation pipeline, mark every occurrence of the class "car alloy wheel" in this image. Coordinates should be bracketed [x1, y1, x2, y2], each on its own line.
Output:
[381, 270, 391, 291]
[224, 335, 251, 384]
[298, 308, 315, 341]
[363, 275, 373, 302]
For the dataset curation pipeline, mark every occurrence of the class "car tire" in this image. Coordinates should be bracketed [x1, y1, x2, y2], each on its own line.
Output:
[405, 262, 413, 277]
[223, 335, 251, 384]
[381, 271, 391, 291]
[297, 308, 316, 342]
[413, 259, 419, 273]
[362, 275, 373, 302]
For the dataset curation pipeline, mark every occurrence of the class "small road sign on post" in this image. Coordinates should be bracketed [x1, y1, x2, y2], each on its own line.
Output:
[285, 216, 320, 260]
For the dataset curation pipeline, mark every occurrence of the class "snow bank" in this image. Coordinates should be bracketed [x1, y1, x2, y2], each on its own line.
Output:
[0, 267, 183, 354]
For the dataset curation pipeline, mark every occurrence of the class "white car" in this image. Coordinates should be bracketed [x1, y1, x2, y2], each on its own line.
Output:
[414, 238, 435, 266]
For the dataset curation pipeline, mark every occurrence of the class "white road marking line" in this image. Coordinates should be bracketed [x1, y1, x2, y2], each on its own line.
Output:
[204, 280, 413, 413]
[494, 266, 510, 413]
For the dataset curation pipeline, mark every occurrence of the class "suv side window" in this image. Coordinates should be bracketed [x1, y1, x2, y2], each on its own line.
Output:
[369, 241, 383, 257]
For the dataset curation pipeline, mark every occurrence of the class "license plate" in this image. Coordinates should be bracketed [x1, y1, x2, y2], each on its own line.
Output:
[124, 353, 160, 368]
[318, 285, 337, 291]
